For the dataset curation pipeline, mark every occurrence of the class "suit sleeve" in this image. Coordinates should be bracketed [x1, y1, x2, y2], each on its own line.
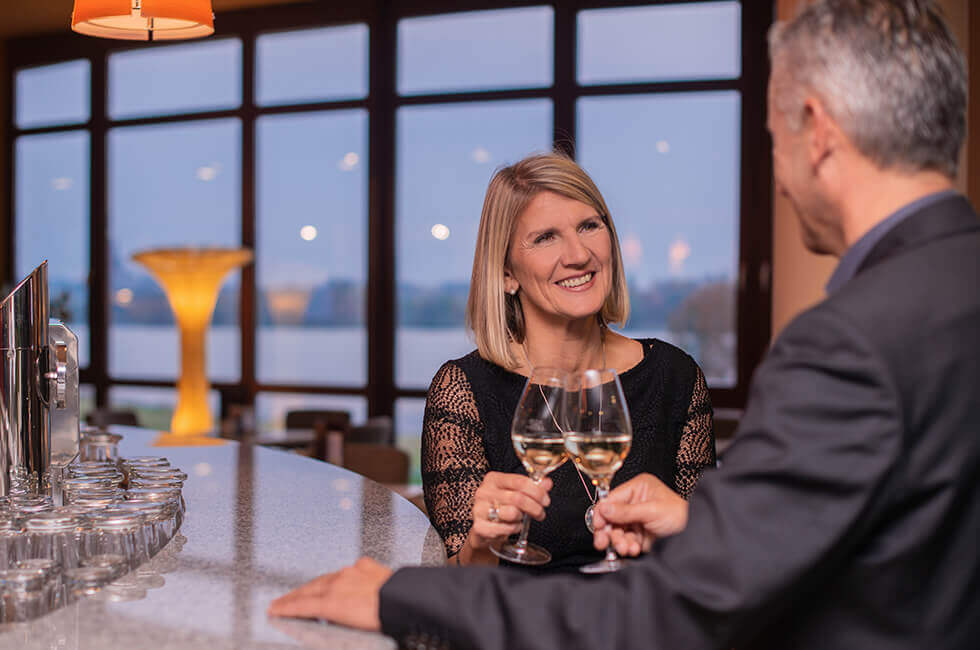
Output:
[380, 307, 904, 650]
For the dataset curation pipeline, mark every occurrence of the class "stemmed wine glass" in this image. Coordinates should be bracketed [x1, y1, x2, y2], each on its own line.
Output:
[489, 367, 569, 565]
[564, 368, 633, 573]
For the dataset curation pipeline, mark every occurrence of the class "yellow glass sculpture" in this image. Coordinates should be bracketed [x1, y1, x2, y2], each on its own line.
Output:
[132, 247, 252, 436]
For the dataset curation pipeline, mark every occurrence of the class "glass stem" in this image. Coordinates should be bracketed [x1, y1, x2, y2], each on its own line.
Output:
[514, 515, 531, 553]
[596, 482, 618, 563]
[514, 473, 543, 553]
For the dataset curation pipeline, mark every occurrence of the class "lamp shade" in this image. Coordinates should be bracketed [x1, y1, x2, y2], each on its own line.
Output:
[72, 0, 214, 41]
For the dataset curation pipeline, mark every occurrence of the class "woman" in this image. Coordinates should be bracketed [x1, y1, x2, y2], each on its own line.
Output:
[422, 152, 715, 571]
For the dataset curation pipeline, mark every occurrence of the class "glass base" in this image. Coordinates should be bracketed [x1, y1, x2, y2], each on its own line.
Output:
[579, 556, 628, 574]
[489, 539, 551, 565]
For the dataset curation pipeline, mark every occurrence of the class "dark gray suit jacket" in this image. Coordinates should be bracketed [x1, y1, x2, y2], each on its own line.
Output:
[380, 195, 980, 650]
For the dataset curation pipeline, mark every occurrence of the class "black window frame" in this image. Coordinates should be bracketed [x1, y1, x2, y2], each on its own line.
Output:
[3, 0, 772, 431]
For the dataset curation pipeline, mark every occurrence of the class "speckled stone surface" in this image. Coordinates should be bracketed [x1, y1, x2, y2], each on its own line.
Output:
[0, 427, 446, 649]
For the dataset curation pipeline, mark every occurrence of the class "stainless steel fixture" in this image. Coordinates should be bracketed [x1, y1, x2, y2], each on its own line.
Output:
[0, 262, 80, 496]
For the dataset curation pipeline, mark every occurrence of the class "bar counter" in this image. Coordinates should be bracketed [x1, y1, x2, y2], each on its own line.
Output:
[0, 427, 446, 649]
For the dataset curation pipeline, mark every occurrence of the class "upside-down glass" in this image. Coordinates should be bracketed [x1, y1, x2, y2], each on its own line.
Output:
[90, 513, 148, 571]
[63, 566, 113, 603]
[0, 518, 25, 569]
[79, 430, 122, 463]
[80, 554, 128, 581]
[24, 513, 83, 568]
[0, 568, 47, 621]
[489, 367, 569, 565]
[105, 500, 174, 554]
[67, 465, 124, 486]
[126, 486, 185, 522]
[14, 558, 63, 609]
[564, 368, 633, 573]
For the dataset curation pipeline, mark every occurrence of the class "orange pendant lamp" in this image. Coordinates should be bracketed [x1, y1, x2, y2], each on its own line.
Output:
[72, 0, 214, 41]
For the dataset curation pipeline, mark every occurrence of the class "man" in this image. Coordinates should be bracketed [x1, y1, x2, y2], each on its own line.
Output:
[269, 1, 980, 647]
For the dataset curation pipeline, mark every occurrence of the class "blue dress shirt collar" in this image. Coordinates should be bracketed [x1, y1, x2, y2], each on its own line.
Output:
[826, 189, 959, 294]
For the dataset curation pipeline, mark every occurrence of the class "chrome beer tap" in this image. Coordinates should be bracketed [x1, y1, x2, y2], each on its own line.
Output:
[0, 262, 79, 496]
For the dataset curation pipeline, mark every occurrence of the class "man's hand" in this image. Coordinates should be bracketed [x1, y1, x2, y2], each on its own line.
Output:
[592, 473, 689, 557]
[267, 557, 392, 632]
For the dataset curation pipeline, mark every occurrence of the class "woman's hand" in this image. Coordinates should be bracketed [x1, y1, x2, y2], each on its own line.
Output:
[465, 471, 553, 553]
[592, 473, 689, 557]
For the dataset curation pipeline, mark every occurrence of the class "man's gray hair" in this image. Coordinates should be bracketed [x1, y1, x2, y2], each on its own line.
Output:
[769, 0, 966, 178]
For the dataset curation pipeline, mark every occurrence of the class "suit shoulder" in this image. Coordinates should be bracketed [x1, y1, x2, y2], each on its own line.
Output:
[816, 229, 979, 351]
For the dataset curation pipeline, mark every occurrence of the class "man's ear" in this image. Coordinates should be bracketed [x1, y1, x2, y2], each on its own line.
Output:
[503, 268, 519, 295]
[803, 96, 839, 170]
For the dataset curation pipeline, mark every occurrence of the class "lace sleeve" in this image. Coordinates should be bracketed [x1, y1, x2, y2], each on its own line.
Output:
[421, 362, 489, 557]
[674, 367, 716, 499]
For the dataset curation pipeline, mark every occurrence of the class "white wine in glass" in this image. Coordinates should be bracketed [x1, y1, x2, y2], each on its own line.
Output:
[565, 368, 633, 574]
[490, 367, 569, 566]
[513, 434, 568, 477]
[562, 432, 631, 482]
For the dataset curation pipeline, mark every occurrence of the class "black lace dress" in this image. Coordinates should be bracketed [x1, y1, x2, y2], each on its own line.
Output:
[421, 338, 715, 573]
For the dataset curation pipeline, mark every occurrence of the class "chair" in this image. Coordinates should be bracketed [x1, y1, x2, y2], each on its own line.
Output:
[284, 409, 350, 431]
[342, 443, 410, 485]
[294, 410, 408, 485]
[349, 415, 394, 445]
[86, 409, 140, 428]
[290, 410, 349, 464]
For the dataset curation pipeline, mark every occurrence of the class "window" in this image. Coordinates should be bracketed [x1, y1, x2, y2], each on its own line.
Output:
[395, 99, 553, 388]
[108, 385, 220, 432]
[577, 2, 741, 83]
[576, 3, 745, 387]
[7, 2, 771, 484]
[579, 92, 741, 385]
[108, 119, 242, 381]
[395, 398, 426, 484]
[397, 7, 553, 94]
[108, 39, 242, 119]
[15, 59, 90, 128]
[256, 24, 368, 106]
[256, 110, 368, 387]
[14, 130, 91, 365]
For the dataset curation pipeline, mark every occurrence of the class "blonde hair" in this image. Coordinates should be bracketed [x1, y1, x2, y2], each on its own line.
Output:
[466, 152, 630, 370]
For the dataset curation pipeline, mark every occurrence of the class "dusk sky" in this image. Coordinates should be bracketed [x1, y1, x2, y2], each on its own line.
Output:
[10, 1, 744, 431]
[15, 2, 741, 292]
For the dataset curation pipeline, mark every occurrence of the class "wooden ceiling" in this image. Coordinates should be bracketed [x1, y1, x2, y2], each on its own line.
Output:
[0, 0, 303, 40]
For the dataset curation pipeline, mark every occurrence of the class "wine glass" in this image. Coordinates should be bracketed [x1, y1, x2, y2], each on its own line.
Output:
[564, 368, 633, 573]
[489, 367, 569, 565]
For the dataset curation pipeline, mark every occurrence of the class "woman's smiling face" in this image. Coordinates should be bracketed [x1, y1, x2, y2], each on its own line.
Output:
[505, 190, 613, 327]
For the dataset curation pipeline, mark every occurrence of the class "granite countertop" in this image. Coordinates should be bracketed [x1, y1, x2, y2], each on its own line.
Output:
[2, 427, 446, 649]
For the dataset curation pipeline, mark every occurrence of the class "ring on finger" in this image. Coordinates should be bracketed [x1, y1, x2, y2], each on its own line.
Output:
[488, 502, 500, 523]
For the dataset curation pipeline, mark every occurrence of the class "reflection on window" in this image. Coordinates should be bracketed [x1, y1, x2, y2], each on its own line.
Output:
[107, 119, 242, 381]
[398, 7, 553, 95]
[14, 131, 91, 367]
[256, 24, 368, 106]
[108, 39, 242, 119]
[16, 60, 90, 129]
[255, 392, 367, 433]
[395, 398, 426, 485]
[578, 2, 741, 84]
[256, 111, 368, 386]
[108, 386, 219, 432]
[578, 92, 740, 386]
[395, 99, 552, 388]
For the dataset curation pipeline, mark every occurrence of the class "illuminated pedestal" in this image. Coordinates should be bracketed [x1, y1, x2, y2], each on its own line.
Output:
[132, 247, 253, 437]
